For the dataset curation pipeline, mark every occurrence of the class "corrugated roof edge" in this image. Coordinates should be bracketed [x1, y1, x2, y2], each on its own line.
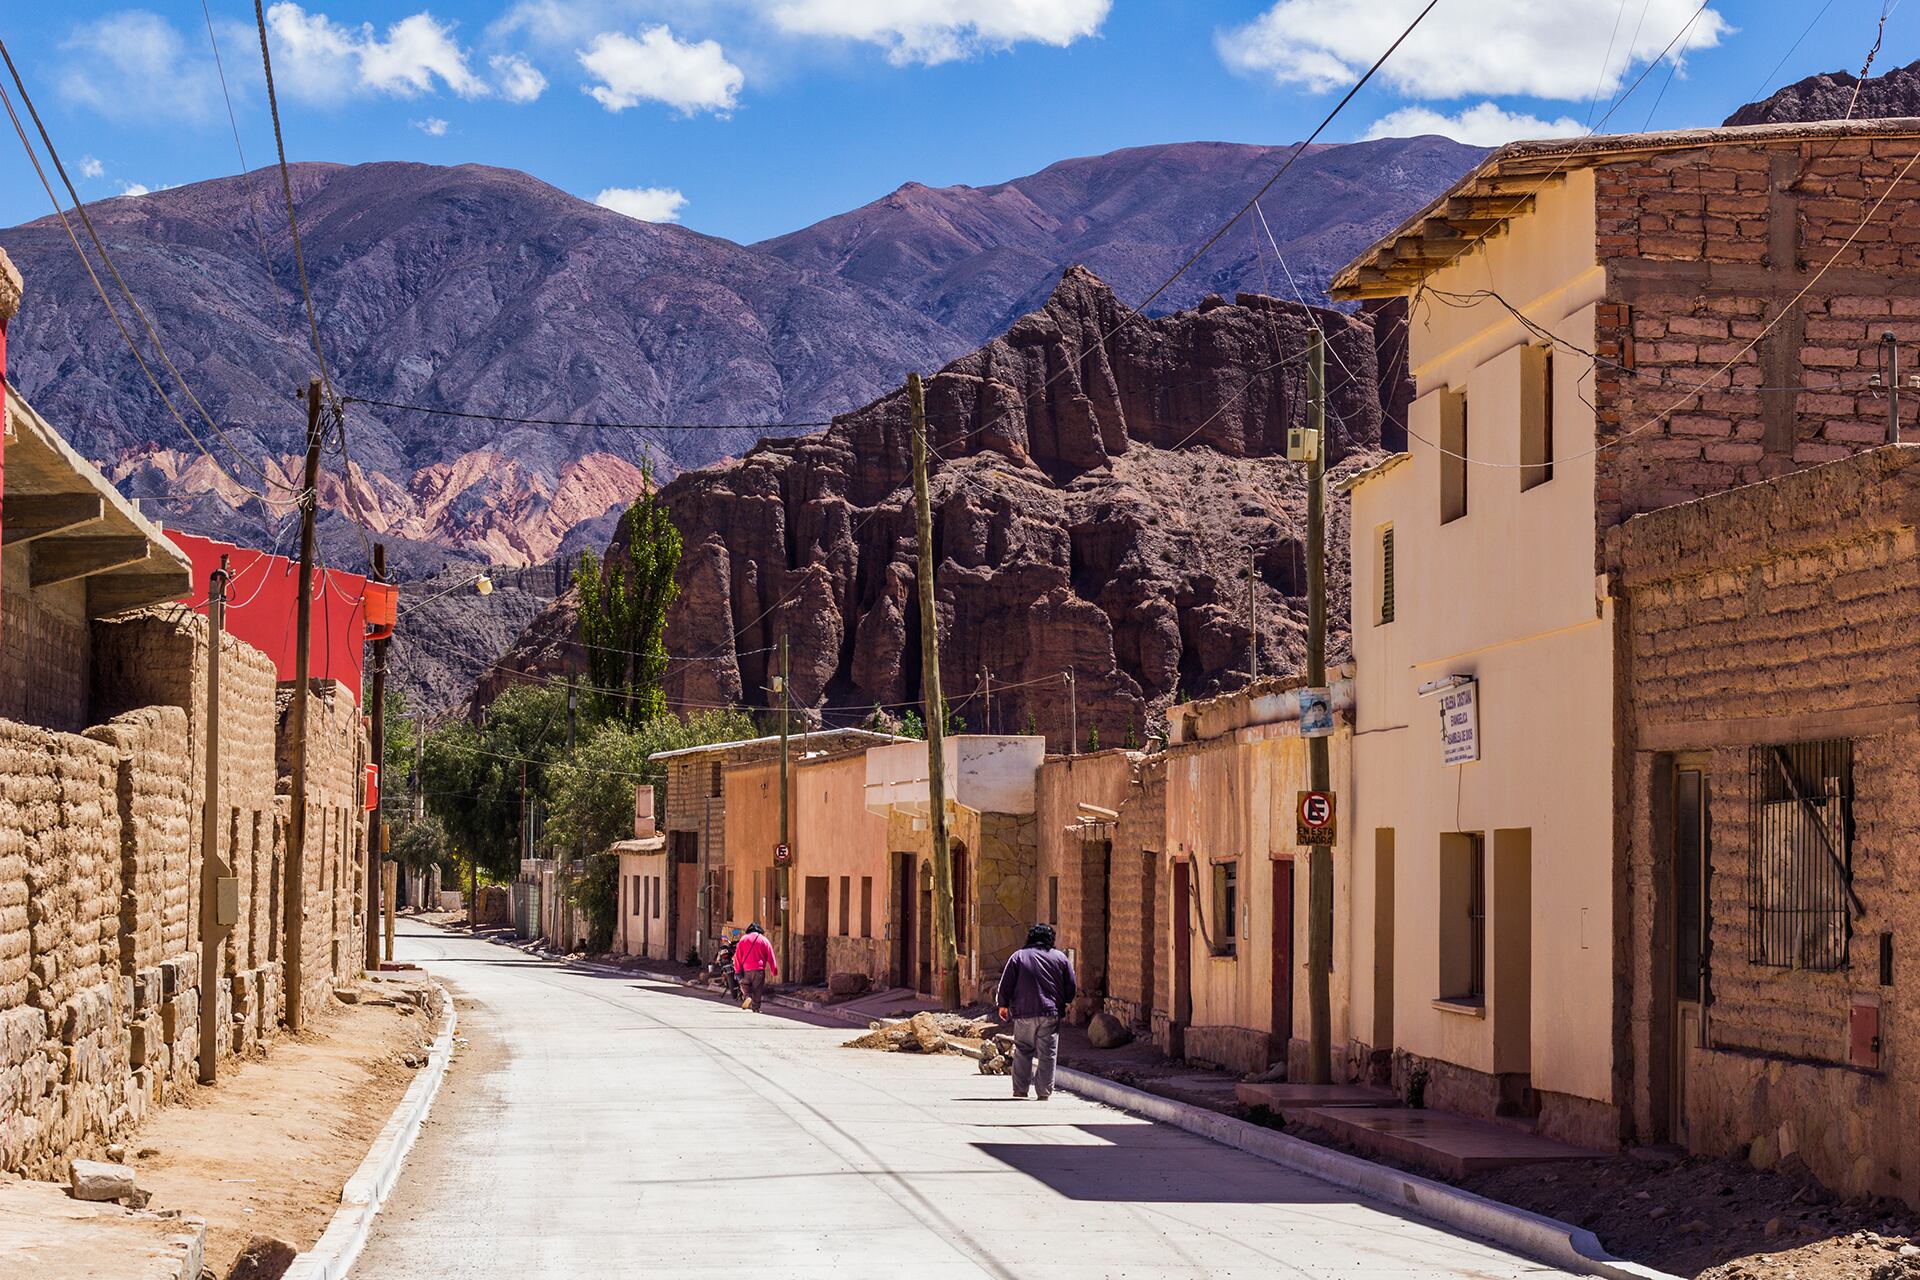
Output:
[647, 727, 906, 763]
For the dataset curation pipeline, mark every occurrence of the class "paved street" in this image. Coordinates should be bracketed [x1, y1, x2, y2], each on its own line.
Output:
[358, 924, 1574, 1279]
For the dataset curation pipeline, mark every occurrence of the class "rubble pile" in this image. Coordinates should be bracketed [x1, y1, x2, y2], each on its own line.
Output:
[842, 1012, 994, 1054]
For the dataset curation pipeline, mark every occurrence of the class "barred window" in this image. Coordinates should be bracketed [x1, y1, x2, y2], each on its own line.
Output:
[1748, 740, 1853, 971]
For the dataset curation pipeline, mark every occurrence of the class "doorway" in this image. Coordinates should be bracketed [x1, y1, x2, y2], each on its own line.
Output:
[1083, 838, 1112, 1002]
[1171, 859, 1192, 1059]
[1669, 761, 1711, 1141]
[891, 852, 915, 989]
[1270, 857, 1295, 1068]
[802, 876, 830, 984]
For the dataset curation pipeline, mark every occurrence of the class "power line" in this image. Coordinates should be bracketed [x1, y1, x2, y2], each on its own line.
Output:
[341, 395, 834, 432]
[0, 39, 300, 502]
[200, 0, 283, 316]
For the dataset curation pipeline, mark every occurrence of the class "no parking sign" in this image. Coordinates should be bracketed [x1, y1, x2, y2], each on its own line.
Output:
[1296, 790, 1336, 846]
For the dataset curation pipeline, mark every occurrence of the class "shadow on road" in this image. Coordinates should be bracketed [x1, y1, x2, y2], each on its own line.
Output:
[974, 1124, 1350, 1205]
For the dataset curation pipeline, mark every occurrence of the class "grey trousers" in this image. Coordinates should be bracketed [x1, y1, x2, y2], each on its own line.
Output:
[1011, 1016, 1061, 1098]
[741, 968, 768, 1011]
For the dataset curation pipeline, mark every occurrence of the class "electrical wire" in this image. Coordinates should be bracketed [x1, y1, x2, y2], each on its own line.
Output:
[200, 0, 283, 319]
[341, 395, 834, 432]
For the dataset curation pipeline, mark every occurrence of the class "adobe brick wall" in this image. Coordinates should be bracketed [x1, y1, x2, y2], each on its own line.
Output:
[1610, 444, 1920, 1203]
[1593, 137, 1920, 546]
[278, 682, 368, 1030]
[0, 566, 89, 733]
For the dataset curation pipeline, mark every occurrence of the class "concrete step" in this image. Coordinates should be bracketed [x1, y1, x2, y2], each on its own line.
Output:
[1284, 1105, 1606, 1179]
[1235, 1081, 1398, 1110]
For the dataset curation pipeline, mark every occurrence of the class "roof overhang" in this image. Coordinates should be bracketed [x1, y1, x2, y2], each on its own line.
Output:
[5, 385, 192, 616]
[1330, 117, 1920, 301]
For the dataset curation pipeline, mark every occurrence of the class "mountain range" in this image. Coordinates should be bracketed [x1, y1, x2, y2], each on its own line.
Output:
[0, 135, 1483, 576]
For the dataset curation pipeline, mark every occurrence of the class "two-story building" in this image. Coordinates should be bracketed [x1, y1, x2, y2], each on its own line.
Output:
[1332, 119, 1920, 1150]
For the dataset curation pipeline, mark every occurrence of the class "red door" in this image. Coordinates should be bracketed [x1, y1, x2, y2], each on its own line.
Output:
[1171, 860, 1192, 1059]
[1272, 858, 1295, 1069]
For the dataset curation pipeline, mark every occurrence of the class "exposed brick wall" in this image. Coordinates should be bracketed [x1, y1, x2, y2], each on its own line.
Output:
[1593, 138, 1920, 544]
[0, 571, 89, 733]
[1109, 756, 1166, 1026]
[1610, 445, 1920, 1203]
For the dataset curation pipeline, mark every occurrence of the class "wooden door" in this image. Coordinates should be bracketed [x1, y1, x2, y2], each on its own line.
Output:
[1671, 765, 1711, 1141]
[892, 853, 914, 989]
[1171, 860, 1192, 1059]
[1271, 858, 1295, 1067]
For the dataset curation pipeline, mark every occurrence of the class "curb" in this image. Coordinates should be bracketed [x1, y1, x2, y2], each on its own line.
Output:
[283, 983, 459, 1280]
[1047, 1064, 1677, 1280]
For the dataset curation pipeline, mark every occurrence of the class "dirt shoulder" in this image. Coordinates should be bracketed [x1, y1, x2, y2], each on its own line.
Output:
[124, 978, 439, 1278]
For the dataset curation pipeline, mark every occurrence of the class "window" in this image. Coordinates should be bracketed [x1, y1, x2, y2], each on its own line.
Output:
[954, 844, 971, 954]
[1210, 860, 1238, 958]
[725, 869, 735, 920]
[752, 870, 761, 922]
[1749, 740, 1852, 971]
[1377, 525, 1396, 626]
[709, 761, 723, 797]
[1440, 389, 1468, 523]
[860, 876, 874, 939]
[1439, 833, 1485, 1001]
[1521, 345, 1554, 490]
[1048, 876, 1060, 925]
[653, 876, 663, 919]
[838, 876, 851, 937]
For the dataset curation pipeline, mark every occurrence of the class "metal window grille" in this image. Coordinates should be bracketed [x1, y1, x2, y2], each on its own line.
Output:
[1380, 527, 1396, 625]
[1748, 739, 1852, 971]
[1467, 835, 1486, 999]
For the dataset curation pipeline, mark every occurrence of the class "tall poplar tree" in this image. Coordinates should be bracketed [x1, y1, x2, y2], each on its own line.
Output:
[576, 467, 682, 725]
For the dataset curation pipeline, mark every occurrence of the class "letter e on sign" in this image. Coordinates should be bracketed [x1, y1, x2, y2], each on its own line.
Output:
[1297, 790, 1337, 846]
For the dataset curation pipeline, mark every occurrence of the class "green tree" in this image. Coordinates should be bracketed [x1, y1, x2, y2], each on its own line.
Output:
[576, 469, 682, 725]
[381, 689, 416, 811]
[419, 684, 567, 881]
[546, 709, 756, 861]
[391, 813, 447, 869]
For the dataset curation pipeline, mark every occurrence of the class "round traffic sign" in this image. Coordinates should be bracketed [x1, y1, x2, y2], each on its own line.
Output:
[1299, 791, 1332, 829]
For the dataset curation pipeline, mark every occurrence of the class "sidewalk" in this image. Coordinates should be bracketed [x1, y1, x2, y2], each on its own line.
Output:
[0, 975, 440, 1280]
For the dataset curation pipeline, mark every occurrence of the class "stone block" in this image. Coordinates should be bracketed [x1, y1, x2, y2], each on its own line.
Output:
[69, 1159, 138, 1203]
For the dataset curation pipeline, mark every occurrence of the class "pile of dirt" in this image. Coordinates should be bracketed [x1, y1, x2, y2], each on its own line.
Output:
[843, 1012, 995, 1053]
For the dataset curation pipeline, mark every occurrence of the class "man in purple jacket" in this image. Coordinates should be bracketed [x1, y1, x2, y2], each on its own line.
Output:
[995, 923, 1077, 1100]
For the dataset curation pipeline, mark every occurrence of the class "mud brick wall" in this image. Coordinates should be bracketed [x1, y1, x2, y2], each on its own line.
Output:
[0, 570, 90, 733]
[277, 681, 368, 1029]
[1108, 756, 1166, 1028]
[1610, 446, 1920, 1204]
[1593, 136, 1920, 546]
[94, 611, 282, 1056]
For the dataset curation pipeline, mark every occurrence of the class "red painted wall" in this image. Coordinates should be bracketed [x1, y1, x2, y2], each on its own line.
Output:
[168, 530, 368, 705]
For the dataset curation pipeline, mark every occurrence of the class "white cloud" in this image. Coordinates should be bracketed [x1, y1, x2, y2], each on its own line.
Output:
[594, 185, 688, 222]
[579, 26, 743, 115]
[769, 0, 1111, 65]
[59, 12, 221, 123]
[1218, 0, 1730, 102]
[119, 182, 151, 198]
[490, 52, 549, 101]
[80, 155, 105, 179]
[1364, 102, 1586, 146]
[413, 116, 450, 136]
[264, 3, 490, 102]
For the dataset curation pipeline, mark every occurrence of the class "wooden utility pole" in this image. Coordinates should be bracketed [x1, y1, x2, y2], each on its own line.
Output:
[1305, 330, 1333, 1085]
[382, 855, 396, 962]
[1065, 668, 1078, 755]
[982, 668, 992, 736]
[284, 378, 324, 1032]
[366, 543, 387, 971]
[1248, 547, 1260, 683]
[777, 634, 791, 975]
[197, 557, 232, 1082]
[909, 373, 961, 1008]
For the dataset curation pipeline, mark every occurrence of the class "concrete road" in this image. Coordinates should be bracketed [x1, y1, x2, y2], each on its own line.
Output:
[358, 924, 1576, 1279]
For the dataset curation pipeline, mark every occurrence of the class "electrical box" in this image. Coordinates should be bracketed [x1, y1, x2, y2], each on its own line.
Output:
[215, 876, 241, 928]
[1286, 427, 1321, 463]
[1850, 1001, 1882, 1072]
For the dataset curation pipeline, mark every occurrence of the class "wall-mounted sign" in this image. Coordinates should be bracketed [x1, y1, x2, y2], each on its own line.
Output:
[1439, 680, 1480, 766]
[1297, 790, 1337, 846]
[774, 842, 791, 866]
[1298, 687, 1335, 738]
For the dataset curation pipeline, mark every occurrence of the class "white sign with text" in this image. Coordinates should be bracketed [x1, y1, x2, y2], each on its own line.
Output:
[1439, 680, 1480, 766]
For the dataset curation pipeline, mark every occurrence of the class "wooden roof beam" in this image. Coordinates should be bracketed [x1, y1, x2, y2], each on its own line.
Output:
[88, 569, 194, 618]
[31, 536, 151, 588]
[4, 493, 105, 546]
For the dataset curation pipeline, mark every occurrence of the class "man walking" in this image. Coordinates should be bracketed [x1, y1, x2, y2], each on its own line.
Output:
[996, 923, 1076, 1101]
[733, 922, 778, 1012]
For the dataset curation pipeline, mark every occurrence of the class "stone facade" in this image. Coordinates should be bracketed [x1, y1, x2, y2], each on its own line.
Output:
[1611, 445, 1920, 1203]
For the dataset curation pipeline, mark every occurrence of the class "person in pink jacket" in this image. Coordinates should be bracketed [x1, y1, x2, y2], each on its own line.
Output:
[732, 922, 778, 1012]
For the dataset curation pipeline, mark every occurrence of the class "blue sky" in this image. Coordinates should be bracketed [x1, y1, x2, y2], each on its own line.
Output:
[2, 1, 1911, 243]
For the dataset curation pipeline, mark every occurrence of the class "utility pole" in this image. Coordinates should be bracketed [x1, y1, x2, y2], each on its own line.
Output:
[1305, 329, 1333, 1085]
[197, 556, 232, 1082]
[366, 543, 387, 972]
[1885, 331, 1901, 444]
[1065, 668, 1078, 756]
[1248, 547, 1260, 684]
[284, 378, 324, 1033]
[777, 633, 791, 976]
[982, 667, 992, 736]
[909, 373, 961, 1008]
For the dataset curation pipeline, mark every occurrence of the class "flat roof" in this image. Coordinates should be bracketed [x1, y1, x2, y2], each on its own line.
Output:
[1335, 451, 1410, 494]
[1330, 117, 1920, 300]
[648, 726, 903, 763]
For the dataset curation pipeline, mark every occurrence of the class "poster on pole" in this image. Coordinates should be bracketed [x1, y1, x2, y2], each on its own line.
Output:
[1439, 680, 1480, 765]
[1298, 687, 1334, 738]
